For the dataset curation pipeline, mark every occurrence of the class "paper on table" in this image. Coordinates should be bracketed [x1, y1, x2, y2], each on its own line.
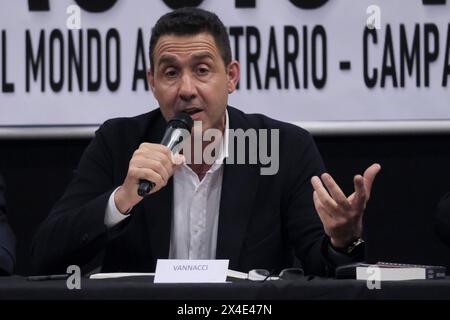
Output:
[89, 272, 155, 279]
[226, 269, 248, 280]
[90, 270, 247, 280]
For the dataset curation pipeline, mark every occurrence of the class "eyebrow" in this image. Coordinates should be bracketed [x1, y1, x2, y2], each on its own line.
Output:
[156, 52, 215, 67]
[157, 55, 177, 67]
[191, 52, 215, 62]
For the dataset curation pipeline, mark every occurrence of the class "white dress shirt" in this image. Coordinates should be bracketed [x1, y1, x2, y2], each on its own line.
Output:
[104, 111, 229, 260]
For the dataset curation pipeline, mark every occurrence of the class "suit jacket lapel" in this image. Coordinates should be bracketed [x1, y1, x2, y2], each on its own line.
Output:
[141, 112, 172, 261]
[144, 180, 173, 260]
[216, 107, 260, 270]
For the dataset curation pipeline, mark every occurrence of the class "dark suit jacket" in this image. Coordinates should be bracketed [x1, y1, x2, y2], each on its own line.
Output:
[0, 175, 16, 275]
[436, 192, 450, 246]
[32, 106, 335, 275]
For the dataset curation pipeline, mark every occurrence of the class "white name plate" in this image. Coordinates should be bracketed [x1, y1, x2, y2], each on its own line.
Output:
[154, 259, 229, 283]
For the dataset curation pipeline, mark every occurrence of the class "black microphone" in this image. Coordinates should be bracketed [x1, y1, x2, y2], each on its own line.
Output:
[137, 112, 193, 197]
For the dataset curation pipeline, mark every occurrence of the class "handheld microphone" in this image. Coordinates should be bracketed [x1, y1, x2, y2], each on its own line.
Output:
[137, 112, 193, 197]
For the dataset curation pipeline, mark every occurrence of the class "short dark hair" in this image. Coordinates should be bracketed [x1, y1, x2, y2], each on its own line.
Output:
[149, 7, 232, 71]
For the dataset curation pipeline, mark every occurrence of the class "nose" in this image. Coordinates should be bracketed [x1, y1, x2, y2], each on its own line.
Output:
[179, 74, 196, 102]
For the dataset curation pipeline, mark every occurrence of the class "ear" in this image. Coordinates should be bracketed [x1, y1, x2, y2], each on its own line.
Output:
[147, 69, 155, 92]
[226, 60, 240, 93]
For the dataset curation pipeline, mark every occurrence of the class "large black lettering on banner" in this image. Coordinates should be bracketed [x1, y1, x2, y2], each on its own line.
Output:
[73, 0, 118, 12]
[132, 29, 149, 92]
[443, 24, 450, 87]
[289, 0, 329, 9]
[28, 0, 118, 12]
[162, 0, 331, 10]
[27, 0, 447, 12]
[23, 28, 121, 93]
[422, 0, 446, 4]
[236, 0, 255, 8]
[162, 0, 203, 9]
[26, 30, 45, 92]
[1, 31, 14, 93]
[363, 23, 449, 89]
[49, 30, 64, 92]
[28, 0, 49, 11]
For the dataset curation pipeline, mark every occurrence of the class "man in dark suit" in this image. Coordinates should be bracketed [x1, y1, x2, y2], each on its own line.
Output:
[31, 8, 380, 275]
[0, 175, 16, 275]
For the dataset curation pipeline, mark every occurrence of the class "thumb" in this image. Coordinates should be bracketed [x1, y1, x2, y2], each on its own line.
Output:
[172, 153, 185, 166]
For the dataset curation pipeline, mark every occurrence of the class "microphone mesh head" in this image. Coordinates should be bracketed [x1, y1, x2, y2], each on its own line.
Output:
[168, 112, 194, 131]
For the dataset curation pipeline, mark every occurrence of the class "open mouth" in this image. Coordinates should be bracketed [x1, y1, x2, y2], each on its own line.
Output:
[184, 108, 202, 116]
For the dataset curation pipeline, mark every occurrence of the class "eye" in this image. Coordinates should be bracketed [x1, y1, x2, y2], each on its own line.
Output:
[196, 65, 210, 76]
[164, 68, 178, 78]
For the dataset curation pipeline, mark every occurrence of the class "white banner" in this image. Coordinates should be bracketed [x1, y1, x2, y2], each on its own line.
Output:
[0, 0, 449, 128]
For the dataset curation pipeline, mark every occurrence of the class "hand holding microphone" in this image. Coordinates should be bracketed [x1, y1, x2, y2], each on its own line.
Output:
[114, 112, 193, 214]
[138, 112, 193, 196]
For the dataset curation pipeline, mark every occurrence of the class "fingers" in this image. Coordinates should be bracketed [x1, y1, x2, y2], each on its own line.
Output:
[119, 143, 181, 205]
[137, 143, 182, 169]
[311, 176, 337, 210]
[321, 173, 351, 211]
[311, 166, 378, 245]
[135, 168, 166, 190]
[313, 190, 350, 242]
[311, 174, 354, 236]
[352, 174, 366, 211]
[350, 163, 381, 209]
[133, 143, 179, 184]
[130, 157, 171, 185]
[362, 163, 381, 198]
[138, 143, 174, 166]
[139, 142, 172, 158]
[311, 173, 354, 214]
[313, 190, 334, 223]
